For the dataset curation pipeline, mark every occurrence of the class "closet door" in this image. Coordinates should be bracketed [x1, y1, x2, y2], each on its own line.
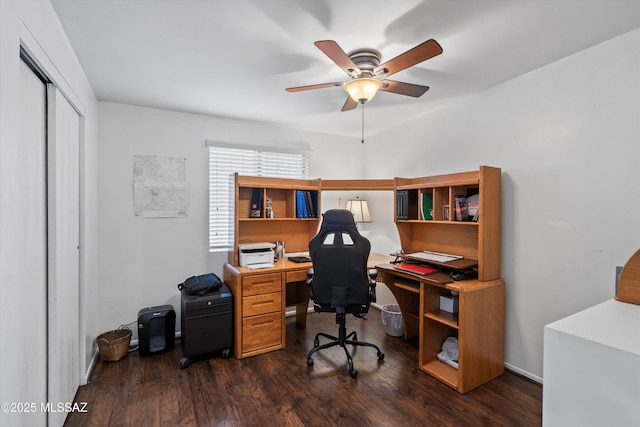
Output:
[47, 85, 80, 427]
[3, 56, 49, 427]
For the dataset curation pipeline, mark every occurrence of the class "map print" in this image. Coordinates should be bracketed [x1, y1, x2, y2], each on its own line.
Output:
[133, 155, 187, 217]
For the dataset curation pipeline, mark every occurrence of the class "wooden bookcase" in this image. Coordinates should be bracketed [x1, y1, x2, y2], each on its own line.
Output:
[377, 166, 504, 393]
[393, 166, 501, 281]
[228, 173, 322, 266]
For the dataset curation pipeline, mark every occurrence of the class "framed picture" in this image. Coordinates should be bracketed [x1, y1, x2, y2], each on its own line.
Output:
[443, 205, 450, 220]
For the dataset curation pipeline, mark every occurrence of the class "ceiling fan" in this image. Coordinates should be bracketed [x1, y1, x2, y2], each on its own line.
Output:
[286, 39, 443, 111]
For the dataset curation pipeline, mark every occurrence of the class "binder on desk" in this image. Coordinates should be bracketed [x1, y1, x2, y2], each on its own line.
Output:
[394, 262, 439, 275]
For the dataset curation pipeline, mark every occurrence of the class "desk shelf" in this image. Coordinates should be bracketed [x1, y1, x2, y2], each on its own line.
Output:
[394, 280, 420, 294]
[230, 173, 322, 266]
[396, 219, 479, 226]
[394, 166, 501, 281]
[425, 310, 459, 329]
[422, 359, 459, 389]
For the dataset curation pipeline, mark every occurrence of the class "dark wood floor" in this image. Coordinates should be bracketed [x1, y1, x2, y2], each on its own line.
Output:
[66, 309, 542, 427]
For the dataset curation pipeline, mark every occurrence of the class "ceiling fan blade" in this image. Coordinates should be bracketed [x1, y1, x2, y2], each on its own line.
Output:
[286, 82, 343, 92]
[315, 40, 361, 76]
[380, 80, 429, 97]
[375, 39, 443, 78]
[341, 96, 358, 112]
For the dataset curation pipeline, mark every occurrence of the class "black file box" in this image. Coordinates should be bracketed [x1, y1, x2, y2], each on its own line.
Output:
[181, 283, 233, 360]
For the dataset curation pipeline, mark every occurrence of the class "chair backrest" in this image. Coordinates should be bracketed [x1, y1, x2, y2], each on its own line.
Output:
[309, 209, 371, 313]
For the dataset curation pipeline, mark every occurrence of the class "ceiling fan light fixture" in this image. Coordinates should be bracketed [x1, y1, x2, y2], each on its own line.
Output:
[344, 78, 382, 103]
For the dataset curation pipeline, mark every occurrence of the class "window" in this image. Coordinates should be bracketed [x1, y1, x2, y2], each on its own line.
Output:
[207, 142, 311, 252]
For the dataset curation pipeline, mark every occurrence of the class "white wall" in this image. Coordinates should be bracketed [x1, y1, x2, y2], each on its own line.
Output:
[0, 0, 99, 422]
[96, 102, 371, 337]
[364, 28, 640, 381]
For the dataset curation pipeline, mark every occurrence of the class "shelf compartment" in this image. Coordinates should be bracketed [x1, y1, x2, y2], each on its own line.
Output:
[394, 280, 420, 293]
[238, 187, 262, 218]
[265, 188, 294, 218]
[422, 359, 459, 390]
[425, 310, 459, 329]
[388, 278, 421, 338]
[396, 221, 479, 261]
[396, 220, 478, 226]
[395, 189, 419, 220]
[237, 219, 319, 254]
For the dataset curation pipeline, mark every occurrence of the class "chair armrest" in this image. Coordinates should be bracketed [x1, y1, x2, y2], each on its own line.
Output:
[368, 269, 377, 303]
[306, 268, 314, 300]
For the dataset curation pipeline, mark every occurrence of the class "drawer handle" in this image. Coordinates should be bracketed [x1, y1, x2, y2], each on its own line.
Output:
[252, 319, 275, 327]
[253, 300, 274, 307]
[254, 281, 275, 287]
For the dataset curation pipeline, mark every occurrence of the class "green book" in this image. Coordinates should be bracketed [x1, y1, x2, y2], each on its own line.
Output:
[421, 193, 433, 220]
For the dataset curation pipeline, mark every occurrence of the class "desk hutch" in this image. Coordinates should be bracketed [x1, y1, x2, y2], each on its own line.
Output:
[223, 167, 504, 393]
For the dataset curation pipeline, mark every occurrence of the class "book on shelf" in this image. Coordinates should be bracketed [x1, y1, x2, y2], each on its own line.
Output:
[467, 193, 479, 222]
[421, 193, 433, 220]
[305, 190, 316, 218]
[249, 188, 263, 218]
[454, 195, 469, 221]
[295, 190, 307, 218]
[396, 190, 418, 220]
[296, 190, 318, 219]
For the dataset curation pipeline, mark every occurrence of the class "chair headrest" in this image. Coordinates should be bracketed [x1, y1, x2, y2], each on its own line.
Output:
[319, 209, 357, 233]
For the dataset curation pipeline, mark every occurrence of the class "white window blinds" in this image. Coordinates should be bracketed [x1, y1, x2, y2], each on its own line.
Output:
[207, 142, 310, 252]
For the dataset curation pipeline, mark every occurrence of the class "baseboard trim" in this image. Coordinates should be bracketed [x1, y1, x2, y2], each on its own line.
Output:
[504, 362, 542, 385]
[82, 349, 99, 385]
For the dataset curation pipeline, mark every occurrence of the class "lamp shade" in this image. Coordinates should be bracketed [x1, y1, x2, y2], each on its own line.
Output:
[344, 78, 382, 103]
[346, 199, 372, 223]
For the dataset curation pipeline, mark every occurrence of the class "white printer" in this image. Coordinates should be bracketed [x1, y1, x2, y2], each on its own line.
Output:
[238, 242, 275, 268]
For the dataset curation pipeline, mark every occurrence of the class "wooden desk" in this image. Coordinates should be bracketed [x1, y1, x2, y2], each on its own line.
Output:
[223, 253, 393, 359]
[375, 263, 504, 394]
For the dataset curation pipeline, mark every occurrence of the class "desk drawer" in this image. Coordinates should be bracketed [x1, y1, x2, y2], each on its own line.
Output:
[242, 312, 282, 353]
[286, 269, 308, 283]
[243, 273, 281, 296]
[243, 292, 281, 316]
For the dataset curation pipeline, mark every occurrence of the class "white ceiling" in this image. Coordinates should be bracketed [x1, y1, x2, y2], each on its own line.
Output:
[50, 0, 640, 137]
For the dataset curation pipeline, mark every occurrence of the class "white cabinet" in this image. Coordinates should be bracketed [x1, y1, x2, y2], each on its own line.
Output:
[543, 299, 640, 427]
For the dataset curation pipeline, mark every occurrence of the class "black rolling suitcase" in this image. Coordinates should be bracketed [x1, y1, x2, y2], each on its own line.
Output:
[179, 283, 233, 368]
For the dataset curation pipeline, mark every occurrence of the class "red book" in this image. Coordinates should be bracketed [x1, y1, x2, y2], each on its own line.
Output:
[394, 262, 438, 275]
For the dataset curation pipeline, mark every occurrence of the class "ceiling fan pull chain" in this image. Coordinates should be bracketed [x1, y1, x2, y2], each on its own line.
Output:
[361, 102, 365, 143]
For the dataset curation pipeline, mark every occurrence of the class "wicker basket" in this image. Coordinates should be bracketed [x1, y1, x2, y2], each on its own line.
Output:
[96, 327, 132, 362]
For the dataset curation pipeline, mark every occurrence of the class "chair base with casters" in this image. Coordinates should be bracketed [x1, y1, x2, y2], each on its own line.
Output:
[306, 308, 384, 378]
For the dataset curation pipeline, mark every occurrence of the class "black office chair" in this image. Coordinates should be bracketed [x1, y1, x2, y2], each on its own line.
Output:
[305, 209, 384, 378]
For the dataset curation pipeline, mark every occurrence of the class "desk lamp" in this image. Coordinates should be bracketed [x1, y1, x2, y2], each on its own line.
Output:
[346, 199, 371, 231]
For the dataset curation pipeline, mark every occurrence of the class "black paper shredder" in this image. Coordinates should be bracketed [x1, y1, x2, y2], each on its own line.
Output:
[180, 283, 233, 367]
[137, 304, 176, 356]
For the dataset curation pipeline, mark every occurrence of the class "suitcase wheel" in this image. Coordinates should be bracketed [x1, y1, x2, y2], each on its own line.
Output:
[179, 357, 192, 369]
